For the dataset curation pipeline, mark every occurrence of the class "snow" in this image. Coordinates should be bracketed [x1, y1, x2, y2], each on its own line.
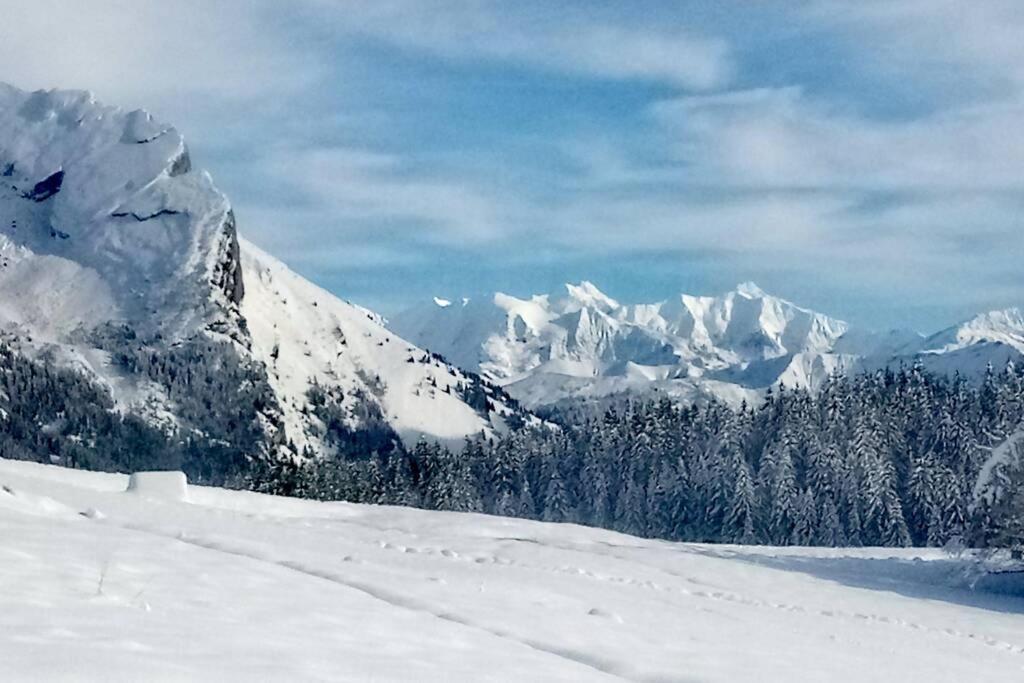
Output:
[125, 472, 188, 502]
[2, 457, 1024, 682]
[734, 280, 768, 298]
[0, 84, 231, 342]
[927, 308, 1024, 356]
[887, 308, 1024, 381]
[562, 280, 621, 312]
[974, 429, 1024, 508]
[0, 82, 238, 425]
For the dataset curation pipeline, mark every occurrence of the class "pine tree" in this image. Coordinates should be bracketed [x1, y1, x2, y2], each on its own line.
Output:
[758, 440, 797, 544]
[722, 452, 758, 544]
[542, 460, 570, 523]
[517, 477, 537, 518]
[791, 489, 818, 546]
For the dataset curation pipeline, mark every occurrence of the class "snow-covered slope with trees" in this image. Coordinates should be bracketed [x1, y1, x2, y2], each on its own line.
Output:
[238, 239, 525, 448]
[0, 83, 523, 467]
[2, 458, 1023, 682]
[392, 282, 1022, 408]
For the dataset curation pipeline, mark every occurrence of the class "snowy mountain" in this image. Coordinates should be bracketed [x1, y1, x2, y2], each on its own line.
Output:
[4, 457, 1024, 682]
[392, 280, 860, 407]
[0, 83, 525, 465]
[892, 308, 1024, 380]
[392, 282, 1023, 408]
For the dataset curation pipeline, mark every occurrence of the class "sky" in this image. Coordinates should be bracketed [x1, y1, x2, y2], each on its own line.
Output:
[3, 1, 1023, 331]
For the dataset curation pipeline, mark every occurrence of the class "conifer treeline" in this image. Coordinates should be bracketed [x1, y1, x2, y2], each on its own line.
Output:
[262, 364, 1024, 549]
[4, 333, 1023, 548]
[0, 340, 276, 484]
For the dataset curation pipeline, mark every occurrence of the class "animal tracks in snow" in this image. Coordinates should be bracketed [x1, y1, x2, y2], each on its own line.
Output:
[367, 533, 1024, 657]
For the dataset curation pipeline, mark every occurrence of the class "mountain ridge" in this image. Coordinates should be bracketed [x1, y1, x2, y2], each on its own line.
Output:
[392, 280, 1022, 408]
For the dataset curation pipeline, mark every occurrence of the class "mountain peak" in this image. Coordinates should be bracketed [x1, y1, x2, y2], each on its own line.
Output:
[563, 280, 619, 311]
[917, 306, 1024, 356]
[969, 306, 1024, 326]
[734, 281, 768, 299]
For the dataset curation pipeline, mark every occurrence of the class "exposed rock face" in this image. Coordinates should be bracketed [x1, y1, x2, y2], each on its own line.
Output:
[23, 169, 64, 202]
[168, 147, 191, 177]
[213, 210, 245, 306]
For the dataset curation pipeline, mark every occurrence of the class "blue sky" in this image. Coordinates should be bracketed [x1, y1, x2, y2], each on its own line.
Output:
[4, 1, 1024, 331]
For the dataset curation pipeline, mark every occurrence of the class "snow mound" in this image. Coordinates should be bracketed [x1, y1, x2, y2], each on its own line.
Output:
[125, 471, 188, 502]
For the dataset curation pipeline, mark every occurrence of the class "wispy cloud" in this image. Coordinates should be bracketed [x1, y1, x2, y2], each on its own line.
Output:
[2, 0, 1022, 329]
[651, 87, 1024, 191]
[255, 146, 513, 244]
[0, 1, 317, 110]
[298, 0, 733, 90]
[807, 0, 1024, 92]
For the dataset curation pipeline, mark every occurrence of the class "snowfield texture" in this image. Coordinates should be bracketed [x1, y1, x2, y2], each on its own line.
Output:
[0, 83, 519, 450]
[392, 281, 1024, 408]
[2, 458, 1023, 682]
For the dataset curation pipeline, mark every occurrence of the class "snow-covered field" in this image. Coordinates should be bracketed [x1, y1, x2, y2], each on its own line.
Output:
[2, 459, 1023, 682]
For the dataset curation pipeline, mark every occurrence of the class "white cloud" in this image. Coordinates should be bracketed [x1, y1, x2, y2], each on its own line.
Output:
[652, 87, 1024, 191]
[633, 78, 1024, 312]
[2, 0, 1021, 326]
[808, 0, 1024, 91]
[298, 0, 733, 90]
[245, 146, 516, 245]
[546, 191, 848, 253]
[0, 1, 317, 111]
[497, 24, 731, 90]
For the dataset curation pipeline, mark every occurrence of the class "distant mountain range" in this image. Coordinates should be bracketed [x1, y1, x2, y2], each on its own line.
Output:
[391, 281, 1023, 408]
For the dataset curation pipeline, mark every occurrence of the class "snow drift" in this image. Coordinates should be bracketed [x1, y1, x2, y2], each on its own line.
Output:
[125, 471, 188, 501]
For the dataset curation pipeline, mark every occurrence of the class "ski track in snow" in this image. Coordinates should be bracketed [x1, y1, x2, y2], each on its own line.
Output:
[106, 520, 631, 680]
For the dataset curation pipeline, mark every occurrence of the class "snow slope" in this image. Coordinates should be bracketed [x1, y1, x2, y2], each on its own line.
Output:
[895, 308, 1024, 380]
[2, 458, 1023, 682]
[0, 83, 520, 452]
[239, 240, 525, 445]
[393, 282, 1023, 408]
